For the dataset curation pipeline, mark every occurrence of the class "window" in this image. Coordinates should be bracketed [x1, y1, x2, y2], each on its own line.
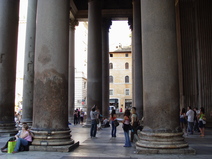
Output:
[110, 54, 113, 57]
[109, 76, 113, 83]
[125, 62, 129, 69]
[110, 89, 113, 95]
[125, 76, 129, 83]
[125, 89, 130, 95]
[125, 54, 128, 57]
[109, 63, 113, 69]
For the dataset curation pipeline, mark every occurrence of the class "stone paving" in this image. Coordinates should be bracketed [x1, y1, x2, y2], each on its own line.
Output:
[0, 124, 212, 159]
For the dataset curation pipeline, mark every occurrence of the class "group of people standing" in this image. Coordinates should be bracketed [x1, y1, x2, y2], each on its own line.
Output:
[73, 108, 85, 125]
[180, 106, 206, 137]
[90, 105, 140, 147]
[122, 107, 140, 147]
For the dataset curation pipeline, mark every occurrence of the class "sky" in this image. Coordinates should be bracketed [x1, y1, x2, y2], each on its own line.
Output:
[109, 21, 132, 51]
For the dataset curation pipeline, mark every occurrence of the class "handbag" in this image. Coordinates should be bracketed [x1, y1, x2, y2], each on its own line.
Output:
[114, 120, 119, 127]
[122, 124, 132, 131]
[8, 141, 16, 153]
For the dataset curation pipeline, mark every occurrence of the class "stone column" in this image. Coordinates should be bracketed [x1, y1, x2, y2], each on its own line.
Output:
[102, 18, 112, 119]
[68, 20, 78, 123]
[132, 0, 143, 119]
[128, 18, 134, 111]
[86, 0, 102, 124]
[0, 0, 19, 136]
[136, 0, 194, 154]
[31, 0, 74, 151]
[21, 0, 37, 126]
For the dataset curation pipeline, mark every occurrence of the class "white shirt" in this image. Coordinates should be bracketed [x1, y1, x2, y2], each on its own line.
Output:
[186, 109, 194, 122]
[90, 111, 98, 120]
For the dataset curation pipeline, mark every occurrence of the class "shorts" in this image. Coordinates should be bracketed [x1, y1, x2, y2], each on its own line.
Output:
[198, 121, 205, 128]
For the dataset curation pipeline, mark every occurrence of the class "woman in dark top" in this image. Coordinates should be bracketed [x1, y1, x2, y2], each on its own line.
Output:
[122, 109, 131, 147]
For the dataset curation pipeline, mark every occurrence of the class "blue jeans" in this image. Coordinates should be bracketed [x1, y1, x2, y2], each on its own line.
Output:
[187, 122, 194, 134]
[14, 138, 28, 152]
[90, 119, 97, 137]
[124, 130, 131, 147]
[111, 121, 116, 137]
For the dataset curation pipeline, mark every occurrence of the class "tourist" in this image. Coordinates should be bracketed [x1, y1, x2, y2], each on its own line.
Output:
[90, 105, 99, 138]
[80, 109, 85, 125]
[198, 107, 206, 137]
[110, 109, 117, 137]
[12, 123, 33, 153]
[193, 107, 200, 132]
[74, 109, 78, 125]
[103, 118, 110, 127]
[1, 123, 33, 153]
[130, 107, 139, 142]
[122, 109, 132, 147]
[180, 108, 187, 135]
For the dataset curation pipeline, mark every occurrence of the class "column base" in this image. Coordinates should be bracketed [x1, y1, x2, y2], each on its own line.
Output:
[30, 141, 79, 152]
[0, 122, 17, 136]
[136, 147, 196, 154]
[31, 129, 74, 146]
[136, 130, 196, 154]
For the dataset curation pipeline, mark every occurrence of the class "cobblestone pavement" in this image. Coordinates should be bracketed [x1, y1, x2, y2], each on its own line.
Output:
[0, 124, 212, 159]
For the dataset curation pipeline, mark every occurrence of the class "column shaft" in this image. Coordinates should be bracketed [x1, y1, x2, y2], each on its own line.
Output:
[22, 0, 37, 125]
[102, 19, 111, 119]
[86, 0, 102, 124]
[132, 0, 143, 119]
[31, 0, 73, 147]
[0, 0, 19, 135]
[141, 0, 179, 133]
[136, 0, 192, 154]
[68, 20, 78, 123]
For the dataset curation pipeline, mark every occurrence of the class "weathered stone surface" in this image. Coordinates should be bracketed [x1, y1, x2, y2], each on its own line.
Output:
[33, 70, 68, 130]
[86, 0, 102, 124]
[0, 0, 19, 135]
[137, 0, 194, 154]
[22, 0, 37, 125]
[31, 0, 71, 147]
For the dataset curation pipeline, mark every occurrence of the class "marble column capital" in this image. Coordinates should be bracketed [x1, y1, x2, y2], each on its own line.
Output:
[69, 19, 79, 30]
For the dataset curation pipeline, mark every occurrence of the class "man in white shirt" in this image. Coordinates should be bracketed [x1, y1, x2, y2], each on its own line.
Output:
[90, 105, 99, 138]
[186, 106, 194, 135]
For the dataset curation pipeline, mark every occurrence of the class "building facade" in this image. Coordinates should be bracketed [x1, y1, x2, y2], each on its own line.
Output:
[109, 49, 132, 112]
[74, 22, 88, 112]
[75, 71, 87, 111]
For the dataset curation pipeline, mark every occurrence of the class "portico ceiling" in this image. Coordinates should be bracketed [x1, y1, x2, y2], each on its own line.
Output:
[70, 0, 133, 21]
